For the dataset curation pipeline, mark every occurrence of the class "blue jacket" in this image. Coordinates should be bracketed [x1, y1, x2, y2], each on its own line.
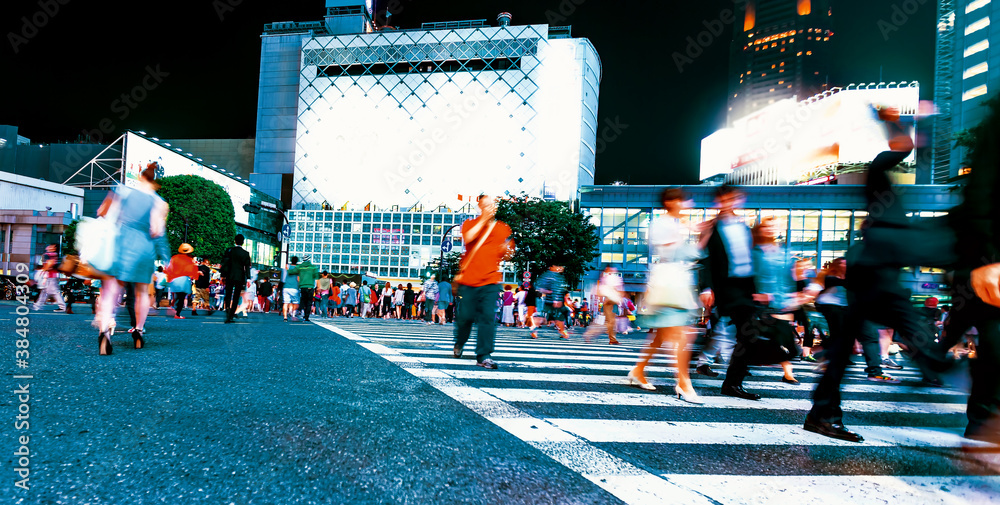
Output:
[752, 245, 797, 312]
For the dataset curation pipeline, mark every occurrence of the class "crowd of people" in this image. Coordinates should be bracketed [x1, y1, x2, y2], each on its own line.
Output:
[24, 104, 1000, 445]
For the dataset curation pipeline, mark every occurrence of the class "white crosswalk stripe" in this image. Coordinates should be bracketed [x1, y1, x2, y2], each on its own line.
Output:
[314, 319, 1000, 504]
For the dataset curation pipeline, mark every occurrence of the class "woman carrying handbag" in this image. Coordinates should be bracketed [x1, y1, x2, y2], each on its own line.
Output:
[628, 188, 704, 403]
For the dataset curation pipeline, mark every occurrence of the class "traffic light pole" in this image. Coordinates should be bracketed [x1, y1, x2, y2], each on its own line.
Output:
[439, 224, 461, 280]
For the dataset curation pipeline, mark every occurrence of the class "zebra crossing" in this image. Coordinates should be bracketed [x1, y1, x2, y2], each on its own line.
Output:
[314, 319, 1000, 505]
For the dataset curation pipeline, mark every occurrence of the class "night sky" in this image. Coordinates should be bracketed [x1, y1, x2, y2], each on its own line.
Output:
[2, 0, 935, 184]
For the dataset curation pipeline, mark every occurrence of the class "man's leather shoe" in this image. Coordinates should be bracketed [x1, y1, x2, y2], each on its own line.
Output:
[721, 385, 761, 400]
[804, 417, 864, 443]
[224, 319, 234, 324]
[696, 364, 719, 378]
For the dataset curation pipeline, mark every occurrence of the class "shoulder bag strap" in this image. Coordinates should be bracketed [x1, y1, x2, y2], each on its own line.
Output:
[462, 220, 498, 268]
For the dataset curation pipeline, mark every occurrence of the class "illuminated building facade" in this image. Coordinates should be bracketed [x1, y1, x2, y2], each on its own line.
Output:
[253, 1, 601, 212]
[703, 83, 920, 185]
[935, 0, 1000, 181]
[255, 2, 602, 281]
[728, 0, 834, 123]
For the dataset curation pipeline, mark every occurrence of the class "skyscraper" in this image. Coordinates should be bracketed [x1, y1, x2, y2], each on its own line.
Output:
[935, 0, 999, 182]
[728, 0, 834, 123]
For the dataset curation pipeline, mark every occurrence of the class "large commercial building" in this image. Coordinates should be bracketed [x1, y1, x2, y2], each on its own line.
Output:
[254, 1, 601, 208]
[728, 0, 834, 123]
[0, 171, 83, 276]
[934, 0, 1000, 182]
[257, 1, 602, 281]
[579, 184, 959, 302]
[703, 83, 920, 185]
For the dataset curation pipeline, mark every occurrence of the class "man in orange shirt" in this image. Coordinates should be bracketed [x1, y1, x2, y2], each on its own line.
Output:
[453, 194, 514, 369]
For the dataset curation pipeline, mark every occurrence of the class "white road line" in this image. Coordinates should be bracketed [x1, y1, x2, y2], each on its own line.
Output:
[395, 356, 926, 379]
[316, 322, 715, 505]
[656, 475, 1000, 505]
[539, 419, 997, 448]
[479, 388, 966, 415]
[437, 370, 967, 396]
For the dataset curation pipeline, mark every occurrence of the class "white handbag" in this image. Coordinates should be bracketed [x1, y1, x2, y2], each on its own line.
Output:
[77, 195, 121, 274]
[645, 261, 699, 310]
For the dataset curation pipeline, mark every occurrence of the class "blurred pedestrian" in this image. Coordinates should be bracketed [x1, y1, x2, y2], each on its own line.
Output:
[697, 183, 761, 401]
[423, 275, 440, 324]
[629, 188, 702, 401]
[500, 284, 516, 327]
[436, 277, 452, 324]
[32, 244, 66, 312]
[533, 266, 570, 340]
[807, 107, 956, 442]
[93, 163, 170, 354]
[453, 194, 514, 369]
[282, 256, 301, 322]
[316, 271, 332, 318]
[257, 273, 273, 313]
[221, 234, 251, 324]
[165, 243, 199, 320]
[191, 258, 214, 316]
[584, 266, 622, 344]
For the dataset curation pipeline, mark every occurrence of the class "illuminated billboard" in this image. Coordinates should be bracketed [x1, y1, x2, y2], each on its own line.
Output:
[123, 132, 252, 224]
[701, 84, 920, 184]
[292, 25, 601, 208]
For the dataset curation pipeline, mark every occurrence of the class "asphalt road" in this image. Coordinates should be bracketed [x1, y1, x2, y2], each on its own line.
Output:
[2, 302, 999, 504]
[1, 303, 619, 504]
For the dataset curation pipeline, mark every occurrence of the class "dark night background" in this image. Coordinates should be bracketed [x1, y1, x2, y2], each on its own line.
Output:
[1, 0, 935, 185]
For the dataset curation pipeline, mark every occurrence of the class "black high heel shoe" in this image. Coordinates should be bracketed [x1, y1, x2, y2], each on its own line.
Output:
[99, 331, 113, 355]
[132, 329, 145, 350]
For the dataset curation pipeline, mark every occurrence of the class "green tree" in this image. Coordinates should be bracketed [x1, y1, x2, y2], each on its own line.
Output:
[495, 194, 599, 288]
[427, 251, 462, 282]
[62, 219, 80, 256]
[157, 175, 236, 262]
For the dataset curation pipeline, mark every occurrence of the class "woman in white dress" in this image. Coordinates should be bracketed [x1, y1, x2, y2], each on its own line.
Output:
[628, 188, 703, 403]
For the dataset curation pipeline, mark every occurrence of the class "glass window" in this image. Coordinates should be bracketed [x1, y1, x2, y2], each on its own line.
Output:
[305, 233, 313, 242]
[363, 224, 371, 233]
[351, 245, 361, 254]
[403, 214, 412, 223]
[362, 235, 371, 244]
[331, 234, 341, 242]
[379, 267, 389, 276]
[390, 268, 399, 276]
[390, 257, 399, 266]
[759, 209, 790, 244]
[334, 212, 343, 221]
[789, 210, 820, 262]
[393, 214, 402, 222]
[434, 214, 442, 223]
[601, 253, 624, 264]
[353, 234, 362, 243]
[422, 225, 431, 234]
[422, 236, 432, 245]
[322, 223, 332, 232]
[433, 225, 442, 235]
[363, 213, 372, 222]
[380, 256, 389, 265]
[444, 215, 453, 224]
[334, 223, 342, 232]
[361, 245, 370, 254]
[424, 214, 434, 223]
[401, 257, 409, 267]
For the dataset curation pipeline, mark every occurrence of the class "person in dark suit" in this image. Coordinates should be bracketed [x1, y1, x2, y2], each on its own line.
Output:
[698, 184, 762, 401]
[221, 234, 252, 324]
[946, 96, 1000, 444]
[806, 107, 957, 443]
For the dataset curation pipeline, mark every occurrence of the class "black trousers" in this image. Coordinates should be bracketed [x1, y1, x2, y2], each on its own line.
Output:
[719, 278, 758, 390]
[300, 288, 315, 320]
[124, 282, 137, 327]
[224, 280, 244, 321]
